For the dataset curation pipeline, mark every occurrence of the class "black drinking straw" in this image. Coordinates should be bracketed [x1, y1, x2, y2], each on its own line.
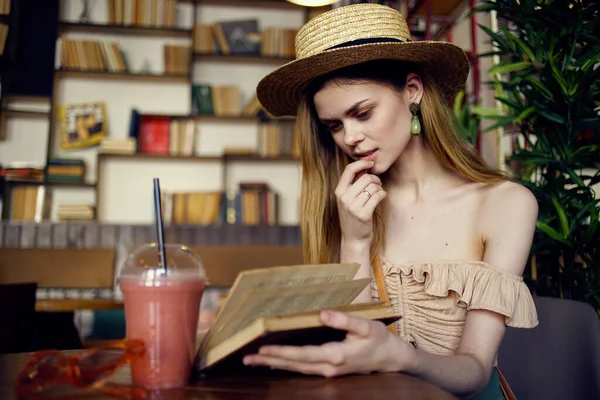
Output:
[153, 178, 167, 272]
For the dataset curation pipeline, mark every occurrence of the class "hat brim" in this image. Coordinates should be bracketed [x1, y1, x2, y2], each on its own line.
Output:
[256, 40, 470, 117]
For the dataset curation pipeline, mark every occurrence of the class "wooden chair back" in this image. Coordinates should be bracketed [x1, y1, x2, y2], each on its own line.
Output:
[0, 247, 115, 288]
[192, 245, 304, 287]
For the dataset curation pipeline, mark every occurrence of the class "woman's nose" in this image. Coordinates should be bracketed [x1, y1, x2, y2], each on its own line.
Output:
[343, 124, 364, 146]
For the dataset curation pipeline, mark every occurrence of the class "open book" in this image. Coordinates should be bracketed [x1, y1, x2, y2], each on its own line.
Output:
[193, 262, 401, 375]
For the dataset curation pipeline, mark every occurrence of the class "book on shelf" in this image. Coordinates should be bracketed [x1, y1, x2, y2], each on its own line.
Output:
[170, 191, 223, 225]
[58, 38, 188, 76]
[193, 20, 297, 58]
[193, 24, 215, 54]
[1, 163, 45, 182]
[99, 137, 137, 154]
[0, 23, 8, 55]
[46, 158, 86, 183]
[164, 182, 280, 226]
[57, 102, 107, 150]
[0, 0, 11, 15]
[9, 186, 51, 222]
[261, 27, 297, 58]
[191, 84, 214, 116]
[164, 44, 190, 75]
[106, 0, 178, 27]
[192, 85, 280, 119]
[222, 181, 280, 226]
[257, 122, 297, 158]
[193, 262, 400, 374]
[213, 19, 261, 56]
[135, 115, 196, 156]
[211, 86, 241, 117]
[57, 204, 95, 221]
[58, 38, 128, 73]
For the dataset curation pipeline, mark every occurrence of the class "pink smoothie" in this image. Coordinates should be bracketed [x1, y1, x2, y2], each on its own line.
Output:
[120, 277, 206, 390]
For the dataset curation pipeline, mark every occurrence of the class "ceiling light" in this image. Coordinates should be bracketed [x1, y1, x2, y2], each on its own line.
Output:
[286, 0, 339, 6]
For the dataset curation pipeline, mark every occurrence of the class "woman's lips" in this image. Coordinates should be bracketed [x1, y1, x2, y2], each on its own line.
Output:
[356, 150, 377, 161]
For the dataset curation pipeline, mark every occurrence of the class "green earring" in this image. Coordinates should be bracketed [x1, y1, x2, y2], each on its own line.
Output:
[410, 102, 421, 136]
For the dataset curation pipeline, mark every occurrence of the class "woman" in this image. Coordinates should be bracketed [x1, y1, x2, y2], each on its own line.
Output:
[244, 4, 539, 399]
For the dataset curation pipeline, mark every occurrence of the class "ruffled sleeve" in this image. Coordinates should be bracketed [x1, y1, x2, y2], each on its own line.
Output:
[375, 261, 539, 329]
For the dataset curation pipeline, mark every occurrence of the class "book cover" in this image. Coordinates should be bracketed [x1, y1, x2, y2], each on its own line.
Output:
[58, 102, 107, 151]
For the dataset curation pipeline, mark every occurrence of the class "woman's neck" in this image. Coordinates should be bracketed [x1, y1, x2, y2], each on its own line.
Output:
[386, 137, 461, 203]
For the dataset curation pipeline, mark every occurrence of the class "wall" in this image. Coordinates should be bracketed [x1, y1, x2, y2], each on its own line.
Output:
[0, 0, 304, 225]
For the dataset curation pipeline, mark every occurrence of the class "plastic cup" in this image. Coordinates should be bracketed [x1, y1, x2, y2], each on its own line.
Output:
[118, 243, 207, 390]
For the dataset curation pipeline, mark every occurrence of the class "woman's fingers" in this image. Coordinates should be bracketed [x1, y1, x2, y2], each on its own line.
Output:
[320, 311, 373, 337]
[243, 354, 342, 378]
[352, 182, 384, 208]
[335, 160, 375, 197]
[249, 342, 345, 365]
[360, 186, 387, 216]
[339, 174, 382, 206]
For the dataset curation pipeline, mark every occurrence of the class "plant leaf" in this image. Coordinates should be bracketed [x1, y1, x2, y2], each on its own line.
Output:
[470, 106, 504, 118]
[524, 76, 554, 100]
[453, 90, 465, 117]
[514, 106, 536, 122]
[489, 61, 532, 75]
[537, 110, 566, 124]
[565, 168, 585, 187]
[548, 52, 570, 94]
[536, 221, 571, 246]
[505, 31, 537, 63]
[482, 118, 516, 133]
[571, 201, 598, 233]
[551, 197, 570, 237]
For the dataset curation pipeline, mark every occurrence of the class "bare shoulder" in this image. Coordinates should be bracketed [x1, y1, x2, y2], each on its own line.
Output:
[476, 180, 539, 275]
[481, 180, 538, 216]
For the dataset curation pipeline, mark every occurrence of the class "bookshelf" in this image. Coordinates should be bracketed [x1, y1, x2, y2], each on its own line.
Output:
[1, 110, 50, 119]
[57, 22, 193, 38]
[0, 0, 351, 224]
[194, 53, 294, 64]
[0, 178, 96, 220]
[97, 152, 223, 162]
[1, 0, 310, 225]
[194, 0, 302, 10]
[54, 70, 190, 83]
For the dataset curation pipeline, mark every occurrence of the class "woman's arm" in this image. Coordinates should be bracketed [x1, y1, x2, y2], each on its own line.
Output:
[335, 160, 386, 303]
[391, 182, 539, 397]
[245, 182, 538, 399]
[394, 311, 506, 398]
[341, 239, 373, 303]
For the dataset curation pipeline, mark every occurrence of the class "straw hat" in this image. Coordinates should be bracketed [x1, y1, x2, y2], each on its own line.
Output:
[256, 3, 470, 117]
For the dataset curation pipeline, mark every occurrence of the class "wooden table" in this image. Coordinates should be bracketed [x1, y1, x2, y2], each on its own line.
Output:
[0, 352, 457, 399]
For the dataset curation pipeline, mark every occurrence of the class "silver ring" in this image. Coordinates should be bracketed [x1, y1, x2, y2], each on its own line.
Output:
[363, 190, 371, 199]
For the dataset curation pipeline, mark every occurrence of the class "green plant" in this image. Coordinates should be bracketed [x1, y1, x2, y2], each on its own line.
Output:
[472, 0, 600, 315]
[452, 90, 480, 146]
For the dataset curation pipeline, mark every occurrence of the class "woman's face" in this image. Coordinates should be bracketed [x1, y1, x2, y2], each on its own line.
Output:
[313, 75, 420, 175]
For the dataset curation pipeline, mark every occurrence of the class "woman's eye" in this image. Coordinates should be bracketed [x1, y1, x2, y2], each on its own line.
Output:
[328, 123, 342, 133]
[357, 110, 372, 120]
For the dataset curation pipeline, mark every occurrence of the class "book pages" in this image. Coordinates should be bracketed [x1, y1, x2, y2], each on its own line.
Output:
[208, 263, 360, 342]
[206, 277, 371, 350]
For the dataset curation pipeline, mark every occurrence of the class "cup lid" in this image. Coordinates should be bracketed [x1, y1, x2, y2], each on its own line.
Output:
[119, 243, 208, 284]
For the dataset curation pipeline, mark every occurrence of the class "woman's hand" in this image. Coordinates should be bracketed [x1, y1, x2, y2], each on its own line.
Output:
[242, 310, 414, 377]
[335, 160, 387, 244]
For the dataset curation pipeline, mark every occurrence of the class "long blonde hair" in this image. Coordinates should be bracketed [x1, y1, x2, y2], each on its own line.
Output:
[296, 60, 507, 265]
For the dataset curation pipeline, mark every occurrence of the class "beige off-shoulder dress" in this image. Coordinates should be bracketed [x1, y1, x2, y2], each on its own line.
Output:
[370, 259, 539, 399]
[371, 259, 539, 355]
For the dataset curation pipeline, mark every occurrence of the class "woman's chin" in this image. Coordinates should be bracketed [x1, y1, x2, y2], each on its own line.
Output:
[369, 163, 386, 176]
